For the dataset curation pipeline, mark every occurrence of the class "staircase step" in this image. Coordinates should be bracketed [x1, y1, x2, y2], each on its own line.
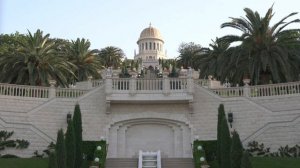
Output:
[161, 158, 194, 168]
[105, 158, 138, 168]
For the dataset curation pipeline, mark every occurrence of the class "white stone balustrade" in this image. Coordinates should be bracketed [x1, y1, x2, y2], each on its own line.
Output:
[56, 88, 88, 98]
[0, 83, 49, 98]
[208, 81, 300, 98]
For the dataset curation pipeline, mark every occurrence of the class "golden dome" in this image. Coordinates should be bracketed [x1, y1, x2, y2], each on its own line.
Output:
[138, 24, 164, 43]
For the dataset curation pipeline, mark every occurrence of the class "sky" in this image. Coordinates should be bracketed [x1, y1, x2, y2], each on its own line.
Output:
[1, 0, 300, 59]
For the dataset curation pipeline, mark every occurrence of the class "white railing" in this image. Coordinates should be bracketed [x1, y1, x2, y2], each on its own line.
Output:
[111, 78, 189, 92]
[56, 88, 88, 98]
[211, 87, 244, 97]
[194, 79, 208, 87]
[92, 79, 104, 87]
[208, 81, 300, 98]
[138, 150, 161, 168]
[112, 78, 130, 91]
[249, 81, 300, 97]
[170, 78, 188, 90]
[136, 78, 163, 90]
[0, 83, 49, 98]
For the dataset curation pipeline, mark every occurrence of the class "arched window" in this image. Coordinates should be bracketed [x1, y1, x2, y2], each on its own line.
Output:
[145, 43, 148, 50]
[149, 42, 152, 50]
[142, 43, 144, 50]
[157, 43, 159, 50]
[153, 42, 156, 50]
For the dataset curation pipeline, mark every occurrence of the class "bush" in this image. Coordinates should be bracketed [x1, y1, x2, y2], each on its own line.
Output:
[0, 154, 19, 158]
[82, 141, 106, 161]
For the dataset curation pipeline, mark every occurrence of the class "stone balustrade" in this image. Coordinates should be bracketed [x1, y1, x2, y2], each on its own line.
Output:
[0, 83, 49, 98]
[209, 81, 300, 98]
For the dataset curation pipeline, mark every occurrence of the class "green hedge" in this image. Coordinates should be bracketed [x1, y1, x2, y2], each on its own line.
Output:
[82, 140, 107, 168]
[193, 140, 217, 168]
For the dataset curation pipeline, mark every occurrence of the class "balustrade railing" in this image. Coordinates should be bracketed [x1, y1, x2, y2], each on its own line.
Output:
[208, 81, 300, 98]
[92, 79, 104, 87]
[194, 79, 209, 87]
[0, 83, 49, 98]
[249, 82, 300, 97]
[136, 78, 163, 90]
[111, 78, 189, 92]
[211, 87, 244, 97]
[56, 88, 88, 98]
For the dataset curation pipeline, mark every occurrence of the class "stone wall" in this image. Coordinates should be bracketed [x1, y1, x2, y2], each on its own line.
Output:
[0, 81, 300, 157]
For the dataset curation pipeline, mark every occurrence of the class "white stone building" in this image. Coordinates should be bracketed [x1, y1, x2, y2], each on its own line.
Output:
[134, 24, 167, 68]
[0, 26, 300, 166]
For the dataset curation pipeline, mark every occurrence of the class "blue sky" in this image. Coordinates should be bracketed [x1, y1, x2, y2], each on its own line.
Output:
[1, 0, 300, 58]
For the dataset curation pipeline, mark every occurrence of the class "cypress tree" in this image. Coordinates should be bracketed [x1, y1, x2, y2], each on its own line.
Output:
[65, 119, 76, 168]
[241, 151, 252, 168]
[56, 129, 66, 168]
[231, 130, 243, 168]
[73, 103, 83, 168]
[220, 115, 231, 168]
[217, 104, 225, 166]
[48, 151, 58, 168]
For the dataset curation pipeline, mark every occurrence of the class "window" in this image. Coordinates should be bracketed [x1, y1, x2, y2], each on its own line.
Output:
[150, 42, 152, 50]
[142, 43, 144, 50]
[157, 43, 159, 50]
[153, 43, 156, 50]
[145, 43, 148, 50]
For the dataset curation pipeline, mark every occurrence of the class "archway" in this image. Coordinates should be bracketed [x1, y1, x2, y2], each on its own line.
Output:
[107, 118, 192, 158]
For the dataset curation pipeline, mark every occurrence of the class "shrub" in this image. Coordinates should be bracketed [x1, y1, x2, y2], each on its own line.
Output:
[73, 103, 83, 168]
[56, 129, 66, 168]
[193, 140, 207, 168]
[231, 130, 243, 168]
[65, 120, 75, 168]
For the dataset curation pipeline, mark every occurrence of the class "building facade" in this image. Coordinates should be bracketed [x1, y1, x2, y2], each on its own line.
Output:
[0, 26, 300, 159]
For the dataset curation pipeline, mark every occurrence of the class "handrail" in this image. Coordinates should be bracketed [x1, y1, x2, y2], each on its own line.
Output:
[0, 83, 49, 98]
[249, 81, 300, 97]
[211, 87, 244, 97]
[56, 88, 89, 98]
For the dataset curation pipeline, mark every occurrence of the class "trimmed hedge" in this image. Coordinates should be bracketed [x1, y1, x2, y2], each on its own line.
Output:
[82, 140, 107, 167]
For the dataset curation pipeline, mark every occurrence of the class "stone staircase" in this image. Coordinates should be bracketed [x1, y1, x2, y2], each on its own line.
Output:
[161, 158, 194, 168]
[105, 158, 194, 168]
[105, 158, 138, 168]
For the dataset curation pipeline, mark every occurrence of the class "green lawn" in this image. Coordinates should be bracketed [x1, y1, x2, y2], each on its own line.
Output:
[209, 157, 300, 168]
[0, 158, 91, 168]
[0, 158, 48, 168]
[1, 157, 300, 168]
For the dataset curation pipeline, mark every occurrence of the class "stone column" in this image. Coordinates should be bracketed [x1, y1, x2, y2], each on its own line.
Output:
[49, 80, 56, 98]
[163, 75, 170, 95]
[129, 76, 137, 96]
[87, 76, 93, 89]
[243, 78, 250, 97]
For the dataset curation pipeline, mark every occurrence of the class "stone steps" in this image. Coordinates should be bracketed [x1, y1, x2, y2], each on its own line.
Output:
[105, 158, 138, 168]
[161, 158, 194, 168]
[105, 158, 194, 168]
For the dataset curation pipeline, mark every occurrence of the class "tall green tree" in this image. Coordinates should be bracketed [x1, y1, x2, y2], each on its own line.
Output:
[67, 38, 101, 82]
[241, 151, 252, 168]
[217, 104, 225, 166]
[73, 104, 83, 168]
[98, 46, 125, 69]
[220, 6, 300, 84]
[231, 130, 243, 168]
[48, 151, 58, 168]
[56, 129, 66, 168]
[177, 42, 202, 69]
[220, 116, 231, 168]
[65, 120, 76, 168]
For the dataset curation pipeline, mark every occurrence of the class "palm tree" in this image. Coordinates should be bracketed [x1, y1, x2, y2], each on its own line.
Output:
[220, 6, 300, 84]
[0, 29, 75, 86]
[66, 38, 101, 82]
[195, 38, 231, 81]
[98, 46, 124, 69]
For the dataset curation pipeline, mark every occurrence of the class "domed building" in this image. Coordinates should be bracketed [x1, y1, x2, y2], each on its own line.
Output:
[135, 24, 167, 68]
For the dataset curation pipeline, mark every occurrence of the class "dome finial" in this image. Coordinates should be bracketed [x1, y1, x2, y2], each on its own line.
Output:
[149, 22, 152, 27]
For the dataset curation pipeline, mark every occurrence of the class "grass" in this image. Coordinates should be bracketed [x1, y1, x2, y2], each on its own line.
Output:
[1, 157, 300, 168]
[0, 158, 48, 168]
[0, 158, 91, 168]
[208, 157, 300, 168]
